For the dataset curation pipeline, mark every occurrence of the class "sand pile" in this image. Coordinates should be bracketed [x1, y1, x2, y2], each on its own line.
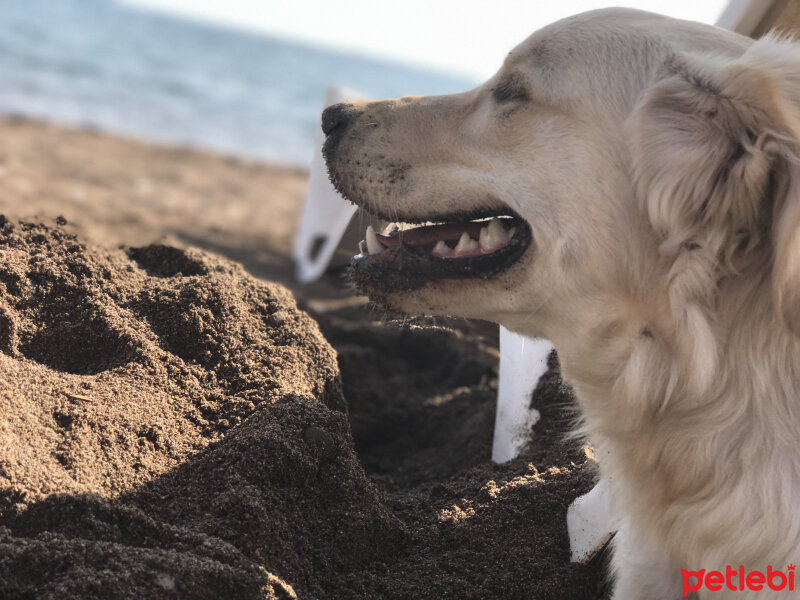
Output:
[0, 218, 401, 598]
[0, 218, 606, 598]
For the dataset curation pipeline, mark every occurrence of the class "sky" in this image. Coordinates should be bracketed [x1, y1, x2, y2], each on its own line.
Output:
[121, 0, 732, 79]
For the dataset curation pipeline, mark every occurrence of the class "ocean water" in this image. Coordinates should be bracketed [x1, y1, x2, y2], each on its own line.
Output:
[0, 0, 477, 166]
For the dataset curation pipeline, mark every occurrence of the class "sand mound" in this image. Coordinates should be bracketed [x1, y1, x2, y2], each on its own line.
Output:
[0, 218, 401, 598]
[0, 218, 606, 599]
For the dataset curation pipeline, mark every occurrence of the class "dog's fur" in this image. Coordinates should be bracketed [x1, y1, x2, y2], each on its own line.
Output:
[323, 9, 800, 598]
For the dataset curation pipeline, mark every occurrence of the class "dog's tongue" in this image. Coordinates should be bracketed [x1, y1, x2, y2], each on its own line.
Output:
[376, 222, 485, 248]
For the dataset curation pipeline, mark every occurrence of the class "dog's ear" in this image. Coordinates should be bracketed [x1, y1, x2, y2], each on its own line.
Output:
[630, 37, 800, 337]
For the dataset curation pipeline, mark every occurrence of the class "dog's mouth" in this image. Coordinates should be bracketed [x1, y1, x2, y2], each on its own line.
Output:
[350, 208, 532, 293]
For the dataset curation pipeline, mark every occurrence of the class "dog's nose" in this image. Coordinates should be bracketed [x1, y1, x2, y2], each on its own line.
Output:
[321, 103, 359, 136]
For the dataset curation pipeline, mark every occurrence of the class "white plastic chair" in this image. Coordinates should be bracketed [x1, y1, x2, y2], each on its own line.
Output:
[293, 88, 611, 563]
[293, 88, 372, 284]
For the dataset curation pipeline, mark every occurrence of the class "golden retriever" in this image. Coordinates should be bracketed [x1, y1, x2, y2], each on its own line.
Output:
[322, 8, 800, 599]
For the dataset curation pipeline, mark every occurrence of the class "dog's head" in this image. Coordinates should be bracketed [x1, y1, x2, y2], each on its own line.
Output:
[323, 8, 800, 354]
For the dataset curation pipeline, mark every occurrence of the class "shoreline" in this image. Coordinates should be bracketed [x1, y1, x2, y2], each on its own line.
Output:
[0, 112, 314, 173]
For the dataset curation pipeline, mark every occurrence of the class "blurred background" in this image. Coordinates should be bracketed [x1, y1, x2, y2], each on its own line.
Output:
[0, 0, 730, 168]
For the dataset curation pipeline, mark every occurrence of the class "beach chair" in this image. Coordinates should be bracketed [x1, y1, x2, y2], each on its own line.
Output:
[293, 87, 613, 564]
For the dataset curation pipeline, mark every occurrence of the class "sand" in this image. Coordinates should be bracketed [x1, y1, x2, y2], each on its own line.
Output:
[0, 116, 306, 286]
[0, 118, 607, 599]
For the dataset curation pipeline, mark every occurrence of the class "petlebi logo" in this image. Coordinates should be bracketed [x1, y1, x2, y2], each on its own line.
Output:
[682, 564, 796, 596]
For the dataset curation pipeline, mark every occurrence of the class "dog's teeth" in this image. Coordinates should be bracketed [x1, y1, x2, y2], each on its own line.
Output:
[506, 227, 517, 242]
[383, 222, 399, 235]
[479, 225, 495, 251]
[432, 240, 452, 257]
[455, 231, 479, 254]
[366, 225, 383, 255]
[487, 217, 505, 238]
[481, 218, 507, 251]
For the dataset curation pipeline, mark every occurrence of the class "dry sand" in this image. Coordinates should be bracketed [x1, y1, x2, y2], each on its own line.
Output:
[0, 116, 306, 286]
[0, 118, 607, 599]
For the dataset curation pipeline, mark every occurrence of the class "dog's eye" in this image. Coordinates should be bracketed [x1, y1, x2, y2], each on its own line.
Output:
[491, 75, 530, 104]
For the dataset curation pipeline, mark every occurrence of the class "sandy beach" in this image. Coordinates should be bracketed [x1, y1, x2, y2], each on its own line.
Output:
[0, 117, 605, 599]
[0, 117, 308, 285]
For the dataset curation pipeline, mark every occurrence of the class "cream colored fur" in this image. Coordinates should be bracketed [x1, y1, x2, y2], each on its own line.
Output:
[324, 9, 800, 598]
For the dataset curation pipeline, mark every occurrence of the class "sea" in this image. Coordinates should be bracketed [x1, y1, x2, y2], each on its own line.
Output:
[0, 0, 477, 166]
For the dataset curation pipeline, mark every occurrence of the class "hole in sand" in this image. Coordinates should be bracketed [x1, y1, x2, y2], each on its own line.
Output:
[20, 301, 137, 375]
[128, 245, 208, 278]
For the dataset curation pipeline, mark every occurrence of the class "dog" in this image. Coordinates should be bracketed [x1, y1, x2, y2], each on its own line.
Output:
[322, 8, 800, 599]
